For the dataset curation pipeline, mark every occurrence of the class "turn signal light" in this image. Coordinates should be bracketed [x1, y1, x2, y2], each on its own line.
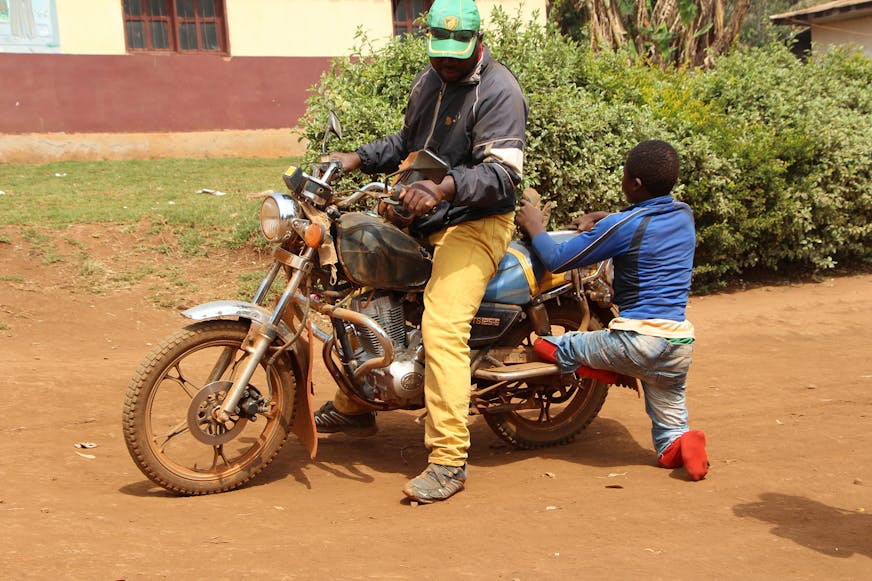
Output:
[304, 224, 324, 248]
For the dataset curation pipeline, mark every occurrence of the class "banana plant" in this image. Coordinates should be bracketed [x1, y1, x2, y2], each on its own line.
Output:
[557, 0, 751, 68]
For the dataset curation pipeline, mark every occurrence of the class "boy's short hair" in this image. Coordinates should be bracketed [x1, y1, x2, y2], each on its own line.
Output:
[625, 140, 679, 196]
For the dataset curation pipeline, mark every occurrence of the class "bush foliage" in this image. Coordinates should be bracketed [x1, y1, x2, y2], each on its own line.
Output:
[298, 10, 872, 289]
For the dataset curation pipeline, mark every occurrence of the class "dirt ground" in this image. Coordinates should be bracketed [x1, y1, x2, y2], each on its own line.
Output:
[1, 224, 870, 580]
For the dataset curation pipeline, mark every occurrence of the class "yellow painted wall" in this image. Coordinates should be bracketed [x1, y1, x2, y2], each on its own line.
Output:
[226, 0, 393, 57]
[56, 0, 125, 55]
[226, 0, 547, 57]
[48, 0, 547, 57]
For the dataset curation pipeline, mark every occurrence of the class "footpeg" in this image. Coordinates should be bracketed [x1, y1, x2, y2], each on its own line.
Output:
[473, 362, 561, 382]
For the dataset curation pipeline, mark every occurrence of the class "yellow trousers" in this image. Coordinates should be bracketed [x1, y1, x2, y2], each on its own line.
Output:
[334, 212, 515, 466]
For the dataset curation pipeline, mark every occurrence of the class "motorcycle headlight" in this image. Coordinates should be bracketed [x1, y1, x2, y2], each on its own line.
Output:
[260, 194, 303, 242]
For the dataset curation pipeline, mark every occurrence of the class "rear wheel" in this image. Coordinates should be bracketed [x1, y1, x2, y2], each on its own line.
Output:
[478, 300, 610, 449]
[122, 320, 298, 495]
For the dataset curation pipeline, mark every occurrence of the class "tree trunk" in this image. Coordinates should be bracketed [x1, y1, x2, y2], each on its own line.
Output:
[571, 0, 751, 68]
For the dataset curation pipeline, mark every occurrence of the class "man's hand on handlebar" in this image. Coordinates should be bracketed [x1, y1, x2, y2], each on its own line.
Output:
[329, 152, 362, 173]
[400, 176, 455, 217]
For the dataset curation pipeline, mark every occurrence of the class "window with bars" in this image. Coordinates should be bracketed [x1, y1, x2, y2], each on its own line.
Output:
[123, 0, 227, 53]
[392, 0, 433, 36]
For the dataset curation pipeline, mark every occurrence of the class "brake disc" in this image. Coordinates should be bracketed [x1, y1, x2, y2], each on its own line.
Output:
[186, 381, 248, 445]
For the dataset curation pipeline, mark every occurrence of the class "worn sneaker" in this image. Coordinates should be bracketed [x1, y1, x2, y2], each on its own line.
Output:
[402, 463, 467, 504]
[313, 401, 377, 435]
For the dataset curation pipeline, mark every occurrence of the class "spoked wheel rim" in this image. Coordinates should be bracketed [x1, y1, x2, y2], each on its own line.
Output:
[137, 326, 292, 485]
[490, 374, 598, 428]
[478, 301, 610, 449]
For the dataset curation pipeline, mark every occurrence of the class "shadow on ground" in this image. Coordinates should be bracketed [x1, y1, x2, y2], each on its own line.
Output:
[734, 492, 872, 559]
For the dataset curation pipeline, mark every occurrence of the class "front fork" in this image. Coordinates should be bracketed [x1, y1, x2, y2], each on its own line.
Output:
[214, 245, 316, 424]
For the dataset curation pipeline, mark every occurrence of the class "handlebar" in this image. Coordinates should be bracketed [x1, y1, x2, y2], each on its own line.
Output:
[312, 160, 435, 222]
[334, 181, 397, 209]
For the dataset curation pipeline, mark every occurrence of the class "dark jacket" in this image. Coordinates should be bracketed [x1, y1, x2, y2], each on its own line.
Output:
[356, 46, 528, 236]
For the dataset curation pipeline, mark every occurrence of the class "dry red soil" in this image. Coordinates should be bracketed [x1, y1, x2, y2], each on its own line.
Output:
[1, 225, 870, 579]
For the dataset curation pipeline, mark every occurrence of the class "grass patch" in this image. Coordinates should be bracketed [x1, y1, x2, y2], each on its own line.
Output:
[116, 265, 157, 284]
[156, 265, 190, 288]
[0, 157, 295, 251]
[78, 255, 109, 278]
[21, 227, 63, 264]
[64, 237, 87, 249]
[1, 157, 301, 305]
[177, 227, 208, 257]
[236, 272, 269, 301]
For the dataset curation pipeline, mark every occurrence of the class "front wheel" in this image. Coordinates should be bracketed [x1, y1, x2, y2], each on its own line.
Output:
[478, 300, 610, 449]
[122, 320, 298, 495]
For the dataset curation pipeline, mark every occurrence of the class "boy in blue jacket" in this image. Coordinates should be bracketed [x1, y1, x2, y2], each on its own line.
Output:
[516, 140, 708, 481]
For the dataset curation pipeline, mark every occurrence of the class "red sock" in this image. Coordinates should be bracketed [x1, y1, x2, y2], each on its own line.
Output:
[680, 430, 709, 481]
[533, 339, 618, 384]
[576, 366, 618, 384]
[658, 430, 709, 481]
[533, 338, 559, 363]
[658, 437, 684, 469]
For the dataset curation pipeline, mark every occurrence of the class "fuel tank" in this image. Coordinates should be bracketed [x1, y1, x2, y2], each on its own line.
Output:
[482, 232, 577, 305]
[337, 212, 431, 291]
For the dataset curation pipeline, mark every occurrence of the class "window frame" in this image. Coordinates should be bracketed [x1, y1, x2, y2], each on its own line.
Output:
[392, 0, 433, 36]
[122, 0, 229, 55]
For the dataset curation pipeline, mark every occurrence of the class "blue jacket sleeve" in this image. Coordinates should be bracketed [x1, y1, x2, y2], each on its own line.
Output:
[530, 213, 634, 273]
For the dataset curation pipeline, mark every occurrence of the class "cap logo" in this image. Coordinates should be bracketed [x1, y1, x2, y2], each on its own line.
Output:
[444, 16, 459, 30]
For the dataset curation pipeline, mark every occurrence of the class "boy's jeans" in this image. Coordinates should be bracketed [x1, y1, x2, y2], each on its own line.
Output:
[554, 329, 694, 455]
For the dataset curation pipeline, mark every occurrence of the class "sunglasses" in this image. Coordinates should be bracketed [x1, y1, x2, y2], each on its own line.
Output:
[428, 27, 477, 42]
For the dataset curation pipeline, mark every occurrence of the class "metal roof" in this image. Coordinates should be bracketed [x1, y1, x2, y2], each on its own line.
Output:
[770, 1, 872, 24]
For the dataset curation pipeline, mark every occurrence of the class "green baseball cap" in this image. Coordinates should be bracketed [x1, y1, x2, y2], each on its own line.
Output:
[426, 0, 481, 59]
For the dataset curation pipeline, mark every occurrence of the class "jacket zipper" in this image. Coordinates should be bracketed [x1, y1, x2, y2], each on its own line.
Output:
[423, 82, 446, 150]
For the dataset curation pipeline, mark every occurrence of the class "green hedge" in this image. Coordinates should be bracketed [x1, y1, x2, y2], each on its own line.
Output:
[298, 10, 872, 289]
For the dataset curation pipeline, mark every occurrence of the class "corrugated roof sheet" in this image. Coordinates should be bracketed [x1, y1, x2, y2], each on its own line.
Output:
[771, 0, 872, 23]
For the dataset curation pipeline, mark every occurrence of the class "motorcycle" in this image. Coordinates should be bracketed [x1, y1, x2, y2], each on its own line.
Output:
[122, 113, 621, 495]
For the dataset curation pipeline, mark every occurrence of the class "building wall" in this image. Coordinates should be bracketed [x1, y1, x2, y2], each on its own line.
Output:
[46, 0, 547, 57]
[1, 53, 331, 133]
[0, 0, 547, 161]
[55, 0, 125, 54]
[47, 0, 395, 56]
[812, 14, 872, 57]
[226, 0, 394, 56]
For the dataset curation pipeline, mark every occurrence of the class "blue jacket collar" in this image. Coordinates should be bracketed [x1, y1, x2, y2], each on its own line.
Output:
[621, 195, 674, 213]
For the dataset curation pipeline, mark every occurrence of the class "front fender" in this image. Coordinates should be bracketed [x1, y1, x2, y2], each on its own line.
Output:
[184, 300, 319, 458]
[182, 300, 300, 345]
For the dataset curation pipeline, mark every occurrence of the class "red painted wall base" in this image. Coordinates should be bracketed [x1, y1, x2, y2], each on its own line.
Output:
[0, 53, 331, 134]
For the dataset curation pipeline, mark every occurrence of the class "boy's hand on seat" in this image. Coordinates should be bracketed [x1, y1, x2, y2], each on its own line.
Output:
[569, 211, 610, 232]
[517, 200, 546, 238]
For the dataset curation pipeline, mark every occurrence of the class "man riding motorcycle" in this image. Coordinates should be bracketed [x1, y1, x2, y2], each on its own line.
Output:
[316, 0, 529, 503]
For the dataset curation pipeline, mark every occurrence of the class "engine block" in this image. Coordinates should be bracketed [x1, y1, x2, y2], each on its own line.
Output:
[350, 292, 425, 408]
